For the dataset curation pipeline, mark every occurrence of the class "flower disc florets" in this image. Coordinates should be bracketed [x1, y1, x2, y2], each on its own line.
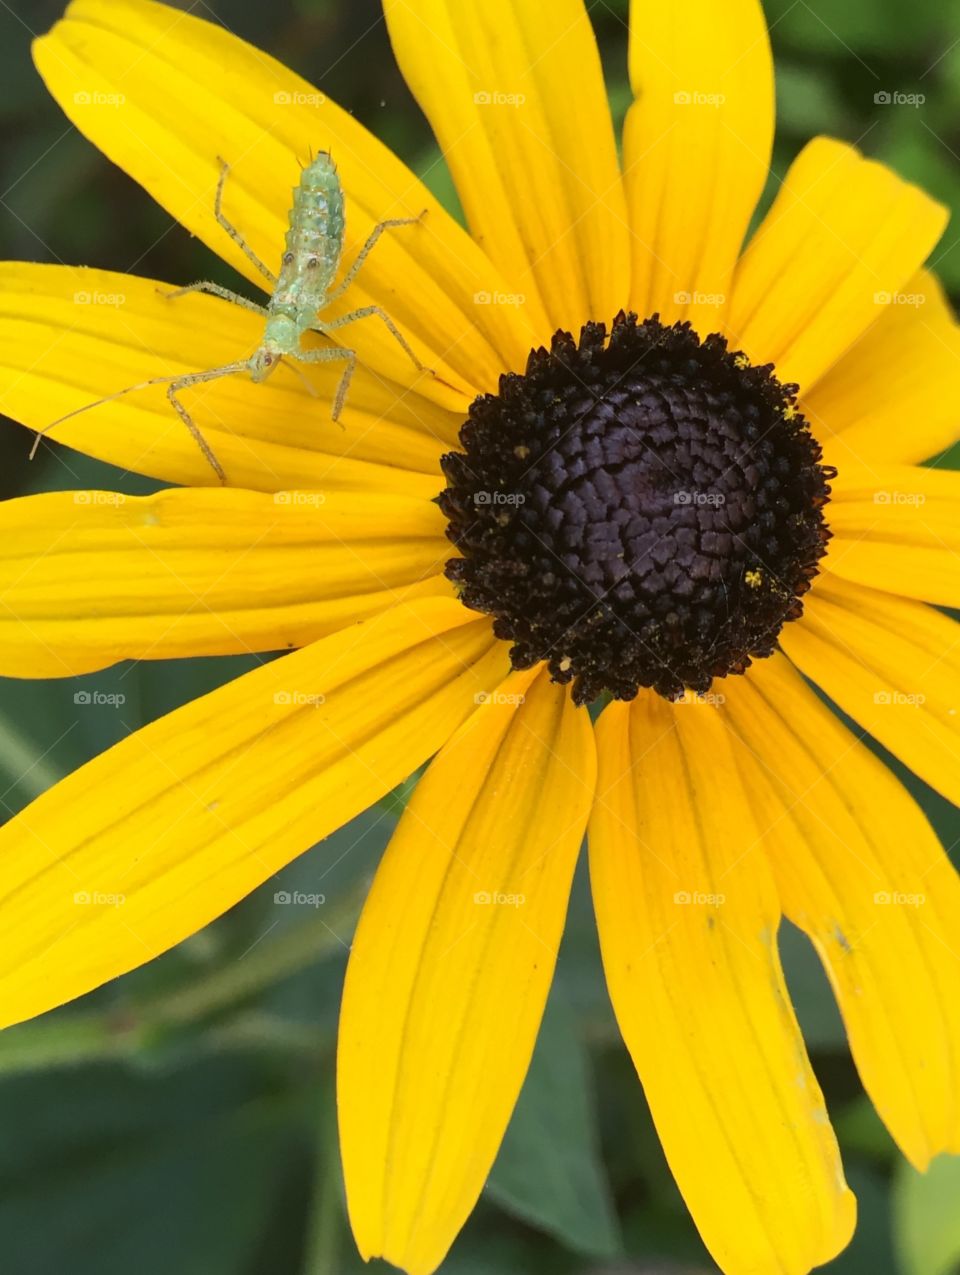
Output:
[440, 312, 834, 704]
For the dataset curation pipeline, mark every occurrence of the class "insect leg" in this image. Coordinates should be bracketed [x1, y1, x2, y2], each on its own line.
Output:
[165, 362, 249, 482]
[296, 346, 357, 423]
[213, 157, 278, 288]
[315, 306, 429, 376]
[159, 280, 268, 316]
[325, 211, 427, 303]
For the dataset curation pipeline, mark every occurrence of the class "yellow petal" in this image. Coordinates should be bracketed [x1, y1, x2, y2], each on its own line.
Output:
[590, 694, 855, 1275]
[624, 0, 774, 333]
[383, 0, 629, 336]
[805, 270, 960, 467]
[729, 139, 948, 393]
[781, 576, 960, 806]
[721, 654, 960, 1168]
[34, 0, 532, 395]
[339, 666, 596, 1275]
[823, 463, 960, 605]
[0, 263, 452, 492]
[0, 598, 507, 1030]
[0, 486, 452, 677]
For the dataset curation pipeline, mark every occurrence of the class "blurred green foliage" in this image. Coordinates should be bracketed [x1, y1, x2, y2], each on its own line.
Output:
[1, 1, 959, 1272]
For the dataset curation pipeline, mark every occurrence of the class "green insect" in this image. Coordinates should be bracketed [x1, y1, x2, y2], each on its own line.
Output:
[33, 152, 430, 481]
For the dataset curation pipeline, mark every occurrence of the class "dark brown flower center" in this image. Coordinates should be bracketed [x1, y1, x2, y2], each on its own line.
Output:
[439, 312, 833, 705]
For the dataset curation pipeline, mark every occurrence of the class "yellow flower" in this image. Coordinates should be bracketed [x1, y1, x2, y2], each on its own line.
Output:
[1, 1, 960, 1272]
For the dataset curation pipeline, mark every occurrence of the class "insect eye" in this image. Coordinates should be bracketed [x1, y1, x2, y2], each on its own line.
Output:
[263, 353, 274, 365]
[283, 251, 294, 266]
[306, 257, 319, 269]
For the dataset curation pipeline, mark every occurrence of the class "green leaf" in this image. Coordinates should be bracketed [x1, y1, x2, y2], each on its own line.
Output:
[0, 1057, 295, 1275]
[485, 988, 622, 1259]
[414, 144, 465, 225]
[825, 1163, 896, 1275]
[765, 0, 933, 55]
[876, 124, 960, 293]
[834, 1095, 899, 1165]
[378, 763, 426, 816]
[780, 920, 847, 1049]
[621, 1200, 709, 1265]
[894, 1153, 960, 1275]
[775, 61, 848, 137]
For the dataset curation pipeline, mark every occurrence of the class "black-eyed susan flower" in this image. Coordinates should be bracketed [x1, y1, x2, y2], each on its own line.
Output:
[2, 0, 960, 1272]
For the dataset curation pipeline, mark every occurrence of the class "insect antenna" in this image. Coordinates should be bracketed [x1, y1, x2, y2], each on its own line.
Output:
[29, 362, 248, 460]
[282, 358, 319, 399]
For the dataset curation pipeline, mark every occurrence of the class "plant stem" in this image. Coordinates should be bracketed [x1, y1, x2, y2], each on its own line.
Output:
[302, 1083, 342, 1275]
[147, 887, 362, 1025]
[0, 885, 364, 1073]
[0, 718, 62, 801]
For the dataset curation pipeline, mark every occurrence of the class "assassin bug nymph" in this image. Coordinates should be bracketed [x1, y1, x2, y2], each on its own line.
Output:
[32, 151, 431, 481]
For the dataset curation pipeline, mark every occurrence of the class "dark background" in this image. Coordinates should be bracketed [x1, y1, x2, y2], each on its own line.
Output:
[1, 1, 959, 1272]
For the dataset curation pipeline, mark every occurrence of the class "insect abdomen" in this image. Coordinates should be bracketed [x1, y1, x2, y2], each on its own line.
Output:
[271, 151, 345, 325]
